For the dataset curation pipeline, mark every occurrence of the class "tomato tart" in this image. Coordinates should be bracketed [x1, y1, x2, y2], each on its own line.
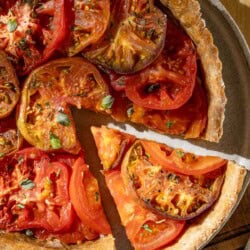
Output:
[0, 0, 247, 249]
[91, 126, 246, 250]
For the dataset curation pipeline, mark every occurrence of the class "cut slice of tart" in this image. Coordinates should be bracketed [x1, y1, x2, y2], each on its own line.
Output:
[91, 126, 246, 250]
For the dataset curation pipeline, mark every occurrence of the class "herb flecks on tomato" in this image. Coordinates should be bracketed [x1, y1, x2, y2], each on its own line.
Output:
[125, 20, 197, 110]
[123, 140, 226, 220]
[84, 0, 167, 74]
[17, 57, 109, 154]
[0, 0, 70, 75]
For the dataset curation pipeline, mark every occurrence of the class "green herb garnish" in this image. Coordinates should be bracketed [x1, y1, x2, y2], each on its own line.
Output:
[20, 178, 35, 190]
[56, 111, 71, 126]
[142, 224, 153, 233]
[176, 149, 184, 159]
[101, 95, 114, 109]
[7, 19, 18, 32]
[166, 121, 174, 129]
[50, 133, 61, 149]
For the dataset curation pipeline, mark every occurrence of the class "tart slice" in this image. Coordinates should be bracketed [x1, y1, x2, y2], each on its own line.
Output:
[91, 126, 246, 250]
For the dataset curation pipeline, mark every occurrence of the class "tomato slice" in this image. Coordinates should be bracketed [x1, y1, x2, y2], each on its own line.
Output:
[0, 148, 74, 233]
[69, 157, 111, 235]
[91, 126, 136, 170]
[67, 0, 110, 56]
[84, 0, 167, 74]
[17, 57, 109, 153]
[123, 140, 226, 220]
[124, 20, 197, 110]
[0, 110, 22, 157]
[140, 140, 227, 175]
[0, 0, 70, 74]
[0, 51, 20, 118]
[129, 81, 208, 138]
[105, 170, 185, 250]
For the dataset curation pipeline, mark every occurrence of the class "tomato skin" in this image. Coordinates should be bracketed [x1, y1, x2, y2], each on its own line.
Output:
[140, 140, 227, 175]
[105, 170, 185, 250]
[69, 157, 111, 235]
[124, 20, 197, 110]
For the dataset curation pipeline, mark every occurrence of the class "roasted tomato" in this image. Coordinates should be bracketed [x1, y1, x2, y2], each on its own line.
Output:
[84, 0, 167, 74]
[67, 0, 110, 56]
[0, 110, 22, 157]
[91, 126, 136, 170]
[0, 148, 74, 233]
[129, 81, 208, 139]
[0, 0, 70, 74]
[122, 140, 226, 220]
[0, 50, 20, 118]
[105, 170, 185, 250]
[17, 57, 110, 154]
[69, 157, 111, 235]
[124, 20, 197, 110]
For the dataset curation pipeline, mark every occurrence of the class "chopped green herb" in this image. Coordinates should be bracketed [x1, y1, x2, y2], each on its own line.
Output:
[25, 229, 33, 237]
[20, 179, 35, 190]
[145, 152, 150, 159]
[95, 192, 99, 201]
[176, 149, 184, 159]
[7, 19, 18, 32]
[101, 95, 114, 109]
[0, 152, 5, 158]
[56, 112, 71, 126]
[127, 107, 134, 117]
[18, 38, 28, 50]
[17, 204, 25, 209]
[50, 133, 61, 149]
[166, 121, 174, 129]
[145, 83, 160, 93]
[142, 224, 153, 233]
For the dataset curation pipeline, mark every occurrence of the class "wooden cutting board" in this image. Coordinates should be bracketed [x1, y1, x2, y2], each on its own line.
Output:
[205, 1, 250, 249]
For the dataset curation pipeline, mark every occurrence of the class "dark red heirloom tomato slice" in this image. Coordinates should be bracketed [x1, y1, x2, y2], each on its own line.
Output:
[17, 57, 109, 154]
[91, 126, 136, 170]
[0, 0, 70, 74]
[84, 0, 167, 74]
[122, 140, 226, 220]
[69, 157, 111, 235]
[129, 80, 208, 139]
[67, 0, 110, 56]
[0, 50, 20, 119]
[140, 140, 227, 175]
[124, 20, 197, 110]
[0, 148, 74, 233]
[105, 170, 185, 250]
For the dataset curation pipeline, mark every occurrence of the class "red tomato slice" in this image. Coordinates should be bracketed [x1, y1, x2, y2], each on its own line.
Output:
[105, 170, 185, 250]
[0, 0, 71, 74]
[140, 140, 227, 175]
[125, 20, 197, 110]
[0, 148, 74, 233]
[69, 157, 111, 235]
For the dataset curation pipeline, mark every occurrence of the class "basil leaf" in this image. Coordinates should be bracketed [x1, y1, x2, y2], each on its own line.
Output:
[56, 112, 71, 126]
[7, 19, 18, 32]
[20, 179, 35, 190]
[101, 95, 114, 109]
[50, 133, 61, 149]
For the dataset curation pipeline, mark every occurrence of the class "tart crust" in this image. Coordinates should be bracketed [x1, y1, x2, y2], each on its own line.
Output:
[160, 0, 227, 142]
[0, 233, 115, 250]
[165, 161, 247, 249]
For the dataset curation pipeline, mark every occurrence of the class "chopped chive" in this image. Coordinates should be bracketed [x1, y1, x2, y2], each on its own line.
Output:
[176, 149, 184, 159]
[7, 19, 18, 32]
[20, 179, 35, 190]
[56, 111, 71, 126]
[101, 95, 114, 109]
[142, 224, 153, 233]
[166, 121, 175, 129]
[17, 204, 25, 209]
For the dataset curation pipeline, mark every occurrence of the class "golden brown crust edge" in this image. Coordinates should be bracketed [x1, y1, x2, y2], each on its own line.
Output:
[160, 0, 227, 142]
[165, 161, 247, 250]
[0, 233, 115, 250]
